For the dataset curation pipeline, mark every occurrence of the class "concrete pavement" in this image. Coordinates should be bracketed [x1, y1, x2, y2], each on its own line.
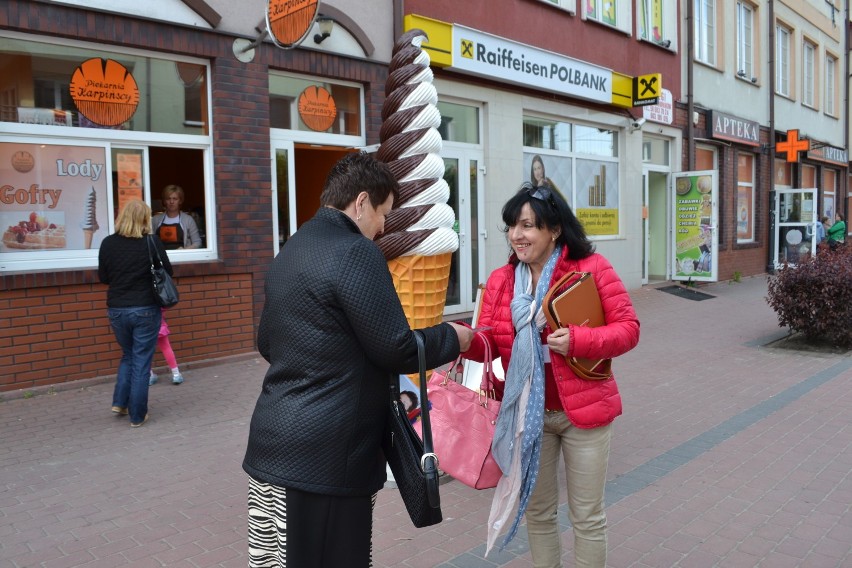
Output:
[2, 275, 851, 567]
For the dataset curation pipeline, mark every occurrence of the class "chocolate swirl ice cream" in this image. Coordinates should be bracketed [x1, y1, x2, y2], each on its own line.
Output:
[376, 29, 458, 261]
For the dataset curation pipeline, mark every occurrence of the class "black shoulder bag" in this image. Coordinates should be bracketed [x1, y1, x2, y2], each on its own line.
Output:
[383, 331, 442, 528]
[146, 235, 179, 308]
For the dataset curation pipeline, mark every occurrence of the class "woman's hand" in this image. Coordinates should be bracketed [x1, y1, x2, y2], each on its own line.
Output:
[546, 327, 570, 356]
[448, 322, 475, 352]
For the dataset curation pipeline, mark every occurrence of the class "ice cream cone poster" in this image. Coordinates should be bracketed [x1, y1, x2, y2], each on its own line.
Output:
[70, 58, 140, 127]
[1, 142, 108, 252]
[266, 0, 319, 48]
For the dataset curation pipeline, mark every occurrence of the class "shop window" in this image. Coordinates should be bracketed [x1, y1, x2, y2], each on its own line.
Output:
[437, 102, 479, 144]
[823, 169, 836, 220]
[269, 73, 362, 137]
[523, 117, 570, 151]
[802, 164, 816, 188]
[523, 116, 620, 237]
[0, 36, 209, 134]
[637, 0, 677, 49]
[695, 145, 717, 170]
[1, 35, 215, 273]
[774, 160, 792, 188]
[736, 153, 755, 243]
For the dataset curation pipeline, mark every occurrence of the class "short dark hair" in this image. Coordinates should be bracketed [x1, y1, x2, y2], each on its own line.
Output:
[319, 152, 399, 210]
[501, 182, 594, 260]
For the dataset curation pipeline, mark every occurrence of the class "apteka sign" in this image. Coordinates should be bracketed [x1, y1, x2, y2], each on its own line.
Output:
[451, 25, 612, 105]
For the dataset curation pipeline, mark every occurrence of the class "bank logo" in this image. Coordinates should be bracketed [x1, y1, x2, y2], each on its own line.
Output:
[461, 39, 474, 59]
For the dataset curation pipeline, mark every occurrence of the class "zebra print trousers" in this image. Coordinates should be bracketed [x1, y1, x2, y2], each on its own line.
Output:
[247, 476, 377, 567]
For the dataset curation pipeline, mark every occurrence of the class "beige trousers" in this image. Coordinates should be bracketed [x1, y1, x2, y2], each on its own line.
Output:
[525, 412, 612, 568]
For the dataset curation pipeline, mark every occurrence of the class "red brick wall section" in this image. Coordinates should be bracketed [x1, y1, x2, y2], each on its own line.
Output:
[0, 275, 254, 393]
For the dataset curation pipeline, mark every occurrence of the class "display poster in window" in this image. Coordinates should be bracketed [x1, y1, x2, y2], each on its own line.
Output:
[575, 159, 618, 236]
[69, 58, 140, 127]
[736, 186, 753, 241]
[523, 153, 572, 206]
[116, 153, 143, 214]
[1, 142, 107, 252]
[672, 170, 718, 282]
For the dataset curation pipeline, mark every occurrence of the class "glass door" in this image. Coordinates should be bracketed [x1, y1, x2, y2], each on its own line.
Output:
[441, 147, 484, 315]
[271, 140, 296, 256]
[774, 188, 817, 267]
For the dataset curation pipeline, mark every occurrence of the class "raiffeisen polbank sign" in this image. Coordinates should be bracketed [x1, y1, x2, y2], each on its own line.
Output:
[451, 25, 612, 105]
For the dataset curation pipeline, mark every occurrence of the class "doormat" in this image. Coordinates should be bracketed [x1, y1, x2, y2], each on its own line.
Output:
[657, 285, 715, 301]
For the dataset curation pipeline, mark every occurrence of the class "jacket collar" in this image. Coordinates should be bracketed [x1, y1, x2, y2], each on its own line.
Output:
[316, 206, 361, 235]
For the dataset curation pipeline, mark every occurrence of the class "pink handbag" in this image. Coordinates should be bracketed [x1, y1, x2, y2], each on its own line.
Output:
[415, 334, 503, 490]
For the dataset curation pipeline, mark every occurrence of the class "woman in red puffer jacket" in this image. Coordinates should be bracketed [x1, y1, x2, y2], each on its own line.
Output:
[465, 182, 639, 568]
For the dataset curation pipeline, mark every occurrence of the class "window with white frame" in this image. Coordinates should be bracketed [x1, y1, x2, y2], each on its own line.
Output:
[637, 0, 677, 48]
[1, 34, 215, 273]
[803, 40, 816, 108]
[523, 116, 620, 237]
[736, 2, 754, 79]
[825, 54, 837, 116]
[775, 24, 790, 97]
[695, 0, 716, 66]
[584, 0, 632, 34]
[736, 153, 755, 243]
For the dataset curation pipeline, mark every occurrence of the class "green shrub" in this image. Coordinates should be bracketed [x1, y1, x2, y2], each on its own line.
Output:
[766, 245, 852, 348]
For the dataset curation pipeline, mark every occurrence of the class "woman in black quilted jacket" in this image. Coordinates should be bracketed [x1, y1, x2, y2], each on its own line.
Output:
[243, 153, 473, 568]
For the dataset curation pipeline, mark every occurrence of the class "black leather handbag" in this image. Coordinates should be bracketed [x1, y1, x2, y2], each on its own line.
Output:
[146, 235, 179, 308]
[383, 331, 442, 528]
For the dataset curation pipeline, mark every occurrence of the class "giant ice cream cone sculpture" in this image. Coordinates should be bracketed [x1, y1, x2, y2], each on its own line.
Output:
[377, 30, 458, 340]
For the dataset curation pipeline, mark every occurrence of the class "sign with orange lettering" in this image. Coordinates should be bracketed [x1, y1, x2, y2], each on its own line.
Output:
[298, 86, 337, 131]
[69, 58, 140, 127]
[267, 0, 320, 48]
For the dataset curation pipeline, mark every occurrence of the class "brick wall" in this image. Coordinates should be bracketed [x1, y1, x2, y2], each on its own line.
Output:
[0, 275, 254, 391]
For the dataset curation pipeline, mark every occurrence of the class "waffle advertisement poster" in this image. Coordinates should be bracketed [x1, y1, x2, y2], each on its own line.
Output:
[1, 142, 108, 253]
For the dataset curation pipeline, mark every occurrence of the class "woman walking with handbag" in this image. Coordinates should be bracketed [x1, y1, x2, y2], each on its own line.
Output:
[465, 182, 640, 567]
[98, 199, 172, 428]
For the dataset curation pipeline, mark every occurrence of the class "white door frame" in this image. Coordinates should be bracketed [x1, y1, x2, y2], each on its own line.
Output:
[441, 144, 484, 315]
[270, 139, 296, 256]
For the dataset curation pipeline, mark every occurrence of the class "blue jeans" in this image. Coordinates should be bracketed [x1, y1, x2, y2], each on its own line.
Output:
[109, 305, 161, 423]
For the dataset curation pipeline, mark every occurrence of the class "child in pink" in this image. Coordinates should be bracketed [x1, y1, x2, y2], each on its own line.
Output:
[149, 308, 184, 385]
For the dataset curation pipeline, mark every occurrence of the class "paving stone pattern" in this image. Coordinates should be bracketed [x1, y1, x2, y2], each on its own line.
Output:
[1, 276, 850, 567]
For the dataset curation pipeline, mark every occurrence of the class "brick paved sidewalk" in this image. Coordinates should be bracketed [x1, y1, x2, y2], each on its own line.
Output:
[1, 276, 850, 567]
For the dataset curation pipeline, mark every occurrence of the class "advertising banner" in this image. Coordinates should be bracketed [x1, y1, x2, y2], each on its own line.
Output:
[672, 170, 717, 281]
[1, 142, 109, 253]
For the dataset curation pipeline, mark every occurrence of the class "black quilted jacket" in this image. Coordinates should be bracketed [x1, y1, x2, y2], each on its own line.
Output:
[243, 207, 460, 496]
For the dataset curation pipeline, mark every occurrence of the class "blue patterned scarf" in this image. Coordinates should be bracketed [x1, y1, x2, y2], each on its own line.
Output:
[490, 246, 560, 549]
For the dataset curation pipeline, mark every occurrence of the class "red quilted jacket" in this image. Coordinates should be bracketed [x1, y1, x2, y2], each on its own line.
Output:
[466, 247, 640, 428]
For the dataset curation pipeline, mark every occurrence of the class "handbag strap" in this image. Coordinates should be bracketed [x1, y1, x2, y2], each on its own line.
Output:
[413, 331, 440, 507]
[145, 234, 164, 268]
